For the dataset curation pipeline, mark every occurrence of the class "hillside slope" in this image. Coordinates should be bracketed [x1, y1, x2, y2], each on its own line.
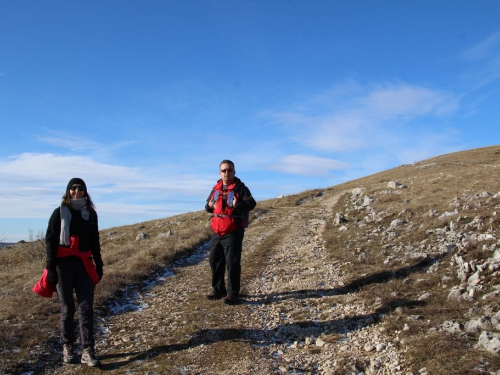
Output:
[1, 145, 500, 374]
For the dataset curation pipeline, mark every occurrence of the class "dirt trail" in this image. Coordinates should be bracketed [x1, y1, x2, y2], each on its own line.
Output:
[50, 190, 405, 374]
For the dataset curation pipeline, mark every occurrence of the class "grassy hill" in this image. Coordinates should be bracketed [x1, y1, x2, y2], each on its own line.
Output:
[1, 144, 499, 374]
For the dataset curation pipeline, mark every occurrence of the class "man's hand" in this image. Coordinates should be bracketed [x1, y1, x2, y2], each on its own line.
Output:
[209, 200, 217, 210]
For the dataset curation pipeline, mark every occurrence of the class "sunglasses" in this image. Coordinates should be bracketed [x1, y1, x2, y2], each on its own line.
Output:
[220, 169, 234, 173]
[70, 185, 86, 191]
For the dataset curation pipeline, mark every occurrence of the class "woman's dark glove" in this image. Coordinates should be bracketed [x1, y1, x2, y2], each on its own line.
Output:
[96, 267, 103, 281]
[46, 266, 58, 286]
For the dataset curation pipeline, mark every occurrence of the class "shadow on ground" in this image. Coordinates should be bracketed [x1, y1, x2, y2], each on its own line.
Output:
[245, 254, 444, 304]
[98, 298, 424, 371]
[95, 254, 440, 371]
[19, 255, 438, 373]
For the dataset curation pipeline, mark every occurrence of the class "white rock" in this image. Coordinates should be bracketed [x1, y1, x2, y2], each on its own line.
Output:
[364, 344, 375, 352]
[465, 319, 479, 333]
[468, 271, 482, 285]
[441, 320, 462, 333]
[315, 338, 325, 347]
[352, 188, 364, 197]
[390, 219, 405, 228]
[418, 292, 432, 301]
[447, 286, 465, 301]
[388, 181, 407, 189]
[477, 316, 494, 331]
[135, 232, 150, 241]
[476, 331, 500, 356]
[362, 196, 374, 207]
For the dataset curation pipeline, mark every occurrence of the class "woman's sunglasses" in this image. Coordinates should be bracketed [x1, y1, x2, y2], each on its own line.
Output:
[70, 185, 86, 191]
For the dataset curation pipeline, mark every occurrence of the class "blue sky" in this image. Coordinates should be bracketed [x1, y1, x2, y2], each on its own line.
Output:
[1, 1, 499, 243]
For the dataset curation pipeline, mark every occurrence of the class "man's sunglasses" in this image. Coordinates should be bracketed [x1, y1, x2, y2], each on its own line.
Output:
[220, 169, 234, 173]
[70, 185, 86, 191]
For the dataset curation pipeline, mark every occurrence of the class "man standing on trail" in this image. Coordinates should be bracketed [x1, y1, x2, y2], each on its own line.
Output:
[205, 160, 256, 305]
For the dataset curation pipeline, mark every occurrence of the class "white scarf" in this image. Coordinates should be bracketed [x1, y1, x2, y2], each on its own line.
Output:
[59, 198, 90, 246]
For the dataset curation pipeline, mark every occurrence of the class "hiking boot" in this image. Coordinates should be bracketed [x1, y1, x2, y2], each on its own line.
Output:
[63, 343, 76, 364]
[222, 294, 239, 305]
[206, 292, 225, 300]
[81, 347, 100, 367]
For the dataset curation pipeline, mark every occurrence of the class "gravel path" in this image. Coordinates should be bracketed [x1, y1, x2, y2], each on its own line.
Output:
[50, 190, 408, 374]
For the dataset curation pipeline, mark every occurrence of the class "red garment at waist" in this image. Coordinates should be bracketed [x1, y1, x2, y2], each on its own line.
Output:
[32, 236, 99, 298]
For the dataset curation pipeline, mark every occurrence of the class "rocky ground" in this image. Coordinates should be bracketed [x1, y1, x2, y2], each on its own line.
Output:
[46, 189, 411, 375]
[3, 147, 499, 374]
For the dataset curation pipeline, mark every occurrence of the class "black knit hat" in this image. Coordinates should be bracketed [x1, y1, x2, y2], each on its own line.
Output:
[66, 177, 87, 192]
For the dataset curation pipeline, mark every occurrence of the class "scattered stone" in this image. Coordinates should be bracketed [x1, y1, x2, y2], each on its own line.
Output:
[476, 331, 500, 356]
[441, 320, 462, 333]
[73, 181, 500, 374]
[388, 181, 407, 189]
[352, 188, 364, 197]
[364, 344, 375, 352]
[418, 292, 432, 301]
[315, 338, 325, 347]
[333, 212, 347, 226]
[135, 232, 150, 240]
[390, 219, 406, 228]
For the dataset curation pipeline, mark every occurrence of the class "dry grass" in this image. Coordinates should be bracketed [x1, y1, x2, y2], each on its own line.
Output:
[321, 145, 500, 373]
[95, 210, 212, 302]
[0, 210, 213, 373]
[1, 145, 500, 374]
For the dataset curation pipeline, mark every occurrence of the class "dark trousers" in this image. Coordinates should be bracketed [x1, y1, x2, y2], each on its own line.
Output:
[208, 229, 244, 296]
[56, 257, 95, 347]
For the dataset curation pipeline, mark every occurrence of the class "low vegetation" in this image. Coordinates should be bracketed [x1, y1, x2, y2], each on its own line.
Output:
[0, 211, 212, 372]
[321, 146, 500, 373]
[1, 145, 499, 374]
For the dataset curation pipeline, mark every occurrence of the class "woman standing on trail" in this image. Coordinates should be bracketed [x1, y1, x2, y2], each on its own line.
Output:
[44, 178, 103, 367]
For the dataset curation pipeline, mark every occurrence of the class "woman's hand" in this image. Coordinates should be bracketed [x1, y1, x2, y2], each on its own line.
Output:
[46, 266, 58, 286]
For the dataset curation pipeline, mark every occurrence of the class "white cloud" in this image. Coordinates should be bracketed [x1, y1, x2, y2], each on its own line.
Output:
[270, 154, 349, 176]
[37, 133, 101, 151]
[459, 32, 500, 91]
[364, 84, 458, 119]
[0, 153, 139, 186]
[0, 153, 213, 220]
[36, 130, 138, 156]
[461, 32, 500, 62]
[265, 81, 459, 154]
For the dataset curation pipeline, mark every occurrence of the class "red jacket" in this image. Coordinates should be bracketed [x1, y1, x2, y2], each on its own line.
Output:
[206, 177, 256, 236]
[33, 235, 99, 298]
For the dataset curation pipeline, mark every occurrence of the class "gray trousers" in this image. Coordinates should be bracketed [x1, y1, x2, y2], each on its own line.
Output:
[56, 257, 95, 347]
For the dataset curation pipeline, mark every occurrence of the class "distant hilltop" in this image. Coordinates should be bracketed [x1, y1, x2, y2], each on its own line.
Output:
[0, 242, 15, 248]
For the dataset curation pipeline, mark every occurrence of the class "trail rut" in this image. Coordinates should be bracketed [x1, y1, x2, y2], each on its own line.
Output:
[50, 190, 406, 374]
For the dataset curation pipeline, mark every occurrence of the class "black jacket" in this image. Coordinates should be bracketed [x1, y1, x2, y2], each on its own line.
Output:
[205, 177, 256, 215]
[45, 206, 103, 271]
